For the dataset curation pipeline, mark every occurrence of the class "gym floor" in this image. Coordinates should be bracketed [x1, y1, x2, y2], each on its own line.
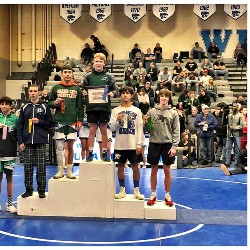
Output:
[0, 163, 247, 246]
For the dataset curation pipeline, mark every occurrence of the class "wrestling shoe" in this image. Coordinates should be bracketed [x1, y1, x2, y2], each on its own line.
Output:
[134, 187, 144, 200]
[102, 151, 110, 162]
[86, 151, 94, 162]
[38, 192, 46, 198]
[115, 186, 126, 199]
[21, 190, 33, 198]
[221, 164, 230, 176]
[164, 194, 174, 206]
[7, 205, 17, 213]
[147, 194, 157, 206]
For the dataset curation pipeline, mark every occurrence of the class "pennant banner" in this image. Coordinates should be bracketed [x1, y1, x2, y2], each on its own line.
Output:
[193, 4, 216, 20]
[60, 4, 82, 24]
[224, 4, 247, 20]
[89, 4, 112, 22]
[152, 4, 175, 22]
[124, 4, 146, 23]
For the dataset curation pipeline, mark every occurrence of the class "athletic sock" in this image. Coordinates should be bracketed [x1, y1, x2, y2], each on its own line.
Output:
[165, 192, 170, 198]
[118, 179, 125, 187]
[8, 196, 12, 206]
[133, 180, 139, 188]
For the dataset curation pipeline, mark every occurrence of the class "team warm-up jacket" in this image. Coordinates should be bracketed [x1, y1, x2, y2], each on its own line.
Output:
[17, 101, 54, 145]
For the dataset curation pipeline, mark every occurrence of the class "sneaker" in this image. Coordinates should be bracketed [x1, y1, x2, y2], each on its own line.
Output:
[38, 192, 46, 198]
[134, 187, 144, 200]
[221, 164, 230, 176]
[147, 194, 157, 206]
[21, 190, 33, 198]
[115, 186, 126, 199]
[102, 152, 110, 162]
[86, 151, 94, 162]
[164, 195, 174, 206]
[7, 205, 17, 214]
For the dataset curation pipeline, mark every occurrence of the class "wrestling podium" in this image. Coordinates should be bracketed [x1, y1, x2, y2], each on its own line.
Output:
[17, 161, 176, 220]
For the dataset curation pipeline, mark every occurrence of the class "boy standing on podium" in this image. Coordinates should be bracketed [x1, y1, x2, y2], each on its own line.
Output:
[144, 89, 180, 206]
[109, 86, 144, 200]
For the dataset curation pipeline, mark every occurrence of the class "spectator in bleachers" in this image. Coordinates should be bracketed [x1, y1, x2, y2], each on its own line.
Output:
[172, 60, 183, 79]
[80, 43, 94, 65]
[185, 91, 200, 116]
[146, 62, 158, 86]
[242, 38, 247, 64]
[224, 101, 245, 167]
[137, 74, 146, 89]
[213, 106, 228, 163]
[239, 105, 247, 150]
[205, 77, 217, 103]
[236, 94, 247, 107]
[172, 71, 186, 94]
[90, 34, 102, 53]
[53, 59, 67, 72]
[125, 73, 139, 92]
[158, 67, 172, 91]
[83, 63, 93, 76]
[144, 48, 156, 71]
[129, 43, 142, 63]
[213, 56, 229, 80]
[138, 88, 150, 115]
[124, 65, 133, 81]
[186, 72, 199, 96]
[233, 42, 246, 66]
[207, 41, 221, 62]
[153, 42, 163, 63]
[198, 88, 211, 107]
[194, 104, 218, 167]
[177, 89, 190, 111]
[186, 106, 199, 136]
[177, 108, 186, 135]
[184, 56, 198, 76]
[40, 89, 49, 104]
[133, 61, 147, 80]
[191, 42, 206, 63]
[154, 81, 166, 103]
[133, 51, 144, 69]
[143, 81, 155, 108]
[178, 131, 196, 167]
[200, 58, 214, 77]
[199, 69, 211, 89]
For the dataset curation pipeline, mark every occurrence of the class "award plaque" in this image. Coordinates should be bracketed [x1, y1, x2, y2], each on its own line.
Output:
[85, 85, 109, 104]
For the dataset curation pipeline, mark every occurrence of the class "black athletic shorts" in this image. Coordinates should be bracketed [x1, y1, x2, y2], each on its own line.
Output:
[147, 142, 175, 166]
[113, 150, 143, 164]
[87, 110, 110, 124]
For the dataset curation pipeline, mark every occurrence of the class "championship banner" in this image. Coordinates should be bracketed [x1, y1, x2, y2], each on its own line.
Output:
[193, 4, 216, 20]
[124, 4, 146, 23]
[60, 4, 82, 24]
[152, 4, 175, 22]
[224, 4, 247, 20]
[89, 4, 112, 22]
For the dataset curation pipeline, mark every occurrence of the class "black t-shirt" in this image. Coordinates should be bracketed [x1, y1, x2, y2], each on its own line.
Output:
[185, 62, 198, 71]
[132, 48, 141, 56]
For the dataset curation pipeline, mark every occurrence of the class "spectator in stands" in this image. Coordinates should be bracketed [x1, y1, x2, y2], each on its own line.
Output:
[144, 48, 156, 71]
[185, 90, 200, 116]
[90, 34, 102, 53]
[158, 67, 172, 91]
[213, 106, 228, 163]
[239, 105, 247, 150]
[40, 89, 49, 104]
[191, 42, 206, 63]
[172, 71, 186, 94]
[236, 94, 247, 107]
[137, 74, 146, 89]
[178, 131, 196, 167]
[224, 101, 245, 167]
[146, 62, 158, 86]
[133, 51, 144, 69]
[83, 63, 93, 76]
[138, 88, 150, 115]
[199, 69, 211, 89]
[186, 72, 199, 96]
[221, 143, 247, 176]
[186, 106, 199, 136]
[143, 81, 155, 108]
[153, 42, 163, 63]
[207, 41, 221, 62]
[234, 42, 246, 66]
[184, 56, 198, 76]
[198, 88, 211, 107]
[125, 73, 139, 92]
[80, 43, 94, 65]
[205, 77, 217, 103]
[242, 38, 247, 64]
[129, 43, 142, 63]
[177, 89, 190, 111]
[133, 61, 147, 80]
[176, 108, 186, 135]
[194, 104, 218, 167]
[200, 58, 214, 77]
[53, 59, 67, 72]
[213, 56, 229, 80]
[154, 81, 166, 104]
[124, 65, 133, 81]
[172, 60, 183, 79]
